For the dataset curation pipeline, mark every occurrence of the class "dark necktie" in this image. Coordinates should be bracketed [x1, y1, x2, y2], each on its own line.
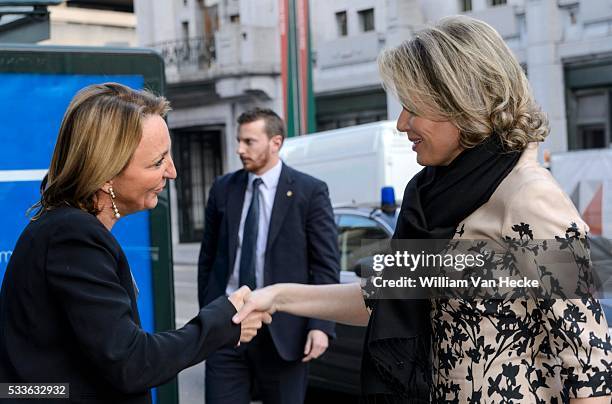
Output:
[239, 177, 263, 290]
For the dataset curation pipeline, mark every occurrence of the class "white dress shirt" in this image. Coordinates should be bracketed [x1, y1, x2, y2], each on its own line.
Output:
[226, 159, 283, 294]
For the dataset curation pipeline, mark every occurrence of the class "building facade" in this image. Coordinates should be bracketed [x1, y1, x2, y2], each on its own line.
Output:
[41, 0, 136, 47]
[0, 0, 133, 45]
[135, 0, 282, 262]
[135, 0, 612, 262]
[312, 0, 612, 156]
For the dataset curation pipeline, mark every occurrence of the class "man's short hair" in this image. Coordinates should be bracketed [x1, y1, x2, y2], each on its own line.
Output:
[237, 108, 286, 140]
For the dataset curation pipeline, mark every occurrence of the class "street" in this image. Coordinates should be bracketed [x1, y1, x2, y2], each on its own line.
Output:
[174, 264, 205, 404]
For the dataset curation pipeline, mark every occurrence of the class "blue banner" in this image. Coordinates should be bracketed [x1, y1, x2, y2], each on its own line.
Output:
[0, 73, 155, 335]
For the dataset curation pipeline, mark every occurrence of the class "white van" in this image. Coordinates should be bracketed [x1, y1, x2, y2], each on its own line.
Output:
[280, 120, 422, 207]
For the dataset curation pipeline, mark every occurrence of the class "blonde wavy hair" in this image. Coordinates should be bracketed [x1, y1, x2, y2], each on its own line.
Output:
[31, 82, 170, 219]
[378, 15, 548, 150]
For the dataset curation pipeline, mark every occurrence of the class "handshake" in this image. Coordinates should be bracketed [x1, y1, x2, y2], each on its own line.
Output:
[227, 285, 276, 344]
[226, 284, 330, 361]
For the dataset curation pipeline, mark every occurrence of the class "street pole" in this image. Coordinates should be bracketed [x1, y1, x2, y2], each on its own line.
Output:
[280, 0, 316, 137]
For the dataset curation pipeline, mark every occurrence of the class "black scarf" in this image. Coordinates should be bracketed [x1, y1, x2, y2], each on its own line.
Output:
[361, 135, 521, 403]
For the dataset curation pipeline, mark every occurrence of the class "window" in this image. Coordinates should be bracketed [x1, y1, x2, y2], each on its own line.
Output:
[182, 21, 189, 41]
[358, 8, 375, 32]
[577, 125, 606, 149]
[568, 90, 611, 150]
[316, 89, 388, 131]
[317, 111, 388, 131]
[230, 14, 240, 24]
[336, 215, 389, 272]
[460, 0, 472, 12]
[490, 0, 507, 6]
[173, 128, 223, 243]
[66, 0, 133, 12]
[569, 8, 577, 25]
[336, 11, 347, 37]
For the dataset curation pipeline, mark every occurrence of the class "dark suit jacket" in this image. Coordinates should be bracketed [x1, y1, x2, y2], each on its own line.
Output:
[198, 163, 340, 361]
[0, 207, 240, 404]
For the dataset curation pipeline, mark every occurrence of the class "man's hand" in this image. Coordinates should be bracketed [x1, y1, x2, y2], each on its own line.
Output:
[232, 285, 279, 324]
[302, 329, 329, 362]
[228, 286, 273, 343]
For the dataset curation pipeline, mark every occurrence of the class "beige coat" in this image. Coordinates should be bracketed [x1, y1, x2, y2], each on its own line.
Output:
[432, 143, 611, 402]
[458, 142, 588, 241]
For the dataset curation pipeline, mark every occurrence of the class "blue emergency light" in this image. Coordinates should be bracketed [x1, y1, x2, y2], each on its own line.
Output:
[381, 186, 396, 214]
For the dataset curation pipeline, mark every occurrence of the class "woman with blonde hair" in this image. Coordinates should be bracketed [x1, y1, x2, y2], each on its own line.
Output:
[234, 16, 611, 403]
[0, 82, 270, 403]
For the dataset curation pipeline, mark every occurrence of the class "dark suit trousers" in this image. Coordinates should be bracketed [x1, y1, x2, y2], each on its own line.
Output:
[205, 326, 308, 404]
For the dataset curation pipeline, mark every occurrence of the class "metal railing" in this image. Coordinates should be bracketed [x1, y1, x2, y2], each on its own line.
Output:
[149, 36, 215, 71]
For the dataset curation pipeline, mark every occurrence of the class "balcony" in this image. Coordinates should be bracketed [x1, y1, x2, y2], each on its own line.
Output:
[149, 36, 215, 80]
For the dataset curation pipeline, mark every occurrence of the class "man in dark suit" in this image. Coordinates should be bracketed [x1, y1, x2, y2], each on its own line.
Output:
[198, 108, 340, 404]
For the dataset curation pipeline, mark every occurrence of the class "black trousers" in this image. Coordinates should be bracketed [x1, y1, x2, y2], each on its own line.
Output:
[205, 325, 309, 404]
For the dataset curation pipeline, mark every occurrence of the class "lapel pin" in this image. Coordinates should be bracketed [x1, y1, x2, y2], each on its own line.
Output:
[286, 191, 293, 197]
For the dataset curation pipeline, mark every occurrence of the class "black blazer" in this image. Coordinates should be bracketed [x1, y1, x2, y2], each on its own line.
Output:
[198, 163, 340, 361]
[0, 207, 239, 404]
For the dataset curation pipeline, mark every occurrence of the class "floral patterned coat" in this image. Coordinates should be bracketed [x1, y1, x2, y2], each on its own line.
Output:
[432, 143, 611, 403]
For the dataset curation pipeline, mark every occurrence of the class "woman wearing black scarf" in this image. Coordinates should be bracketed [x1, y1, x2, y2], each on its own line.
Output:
[234, 16, 611, 403]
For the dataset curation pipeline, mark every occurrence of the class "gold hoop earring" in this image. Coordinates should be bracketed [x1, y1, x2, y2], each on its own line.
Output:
[109, 186, 121, 219]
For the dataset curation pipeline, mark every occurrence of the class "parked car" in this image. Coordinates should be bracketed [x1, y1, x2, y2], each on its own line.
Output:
[308, 206, 397, 394]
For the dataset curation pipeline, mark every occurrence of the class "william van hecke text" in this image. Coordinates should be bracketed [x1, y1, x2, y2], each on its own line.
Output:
[372, 276, 540, 288]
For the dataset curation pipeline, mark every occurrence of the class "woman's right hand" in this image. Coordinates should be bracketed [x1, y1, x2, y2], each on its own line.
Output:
[232, 284, 279, 325]
[232, 283, 370, 327]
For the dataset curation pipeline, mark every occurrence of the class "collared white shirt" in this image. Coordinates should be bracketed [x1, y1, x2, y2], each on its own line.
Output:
[226, 159, 283, 294]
